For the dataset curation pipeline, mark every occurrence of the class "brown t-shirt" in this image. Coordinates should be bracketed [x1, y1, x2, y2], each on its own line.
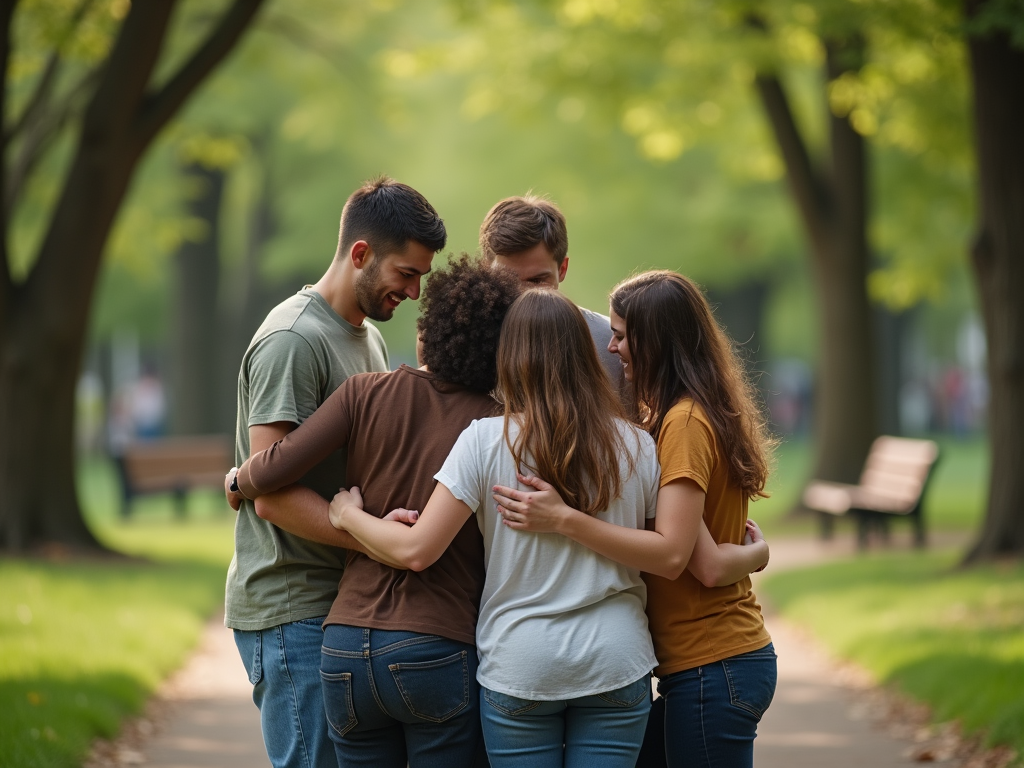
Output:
[643, 398, 771, 677]
[236, 364, 499, 645]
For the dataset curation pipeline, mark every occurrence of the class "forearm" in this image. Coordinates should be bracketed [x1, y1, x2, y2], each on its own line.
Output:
[255, 487, 405, 569]
[558, 509, 694, 580]
[338, 507, 437, 572]
[688, 530, 768, 587]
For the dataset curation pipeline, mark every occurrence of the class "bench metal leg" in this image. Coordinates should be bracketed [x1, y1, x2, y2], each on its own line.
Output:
[173, 487, 188, 521]
[856, 515, 871, 551]
[819, 513, 835, 541]
[878, 516, 891, 545]
[912, 508, 926, 548]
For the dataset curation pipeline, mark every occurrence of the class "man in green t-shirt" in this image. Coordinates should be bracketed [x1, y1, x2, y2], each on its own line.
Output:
[224, 177, 446, 768]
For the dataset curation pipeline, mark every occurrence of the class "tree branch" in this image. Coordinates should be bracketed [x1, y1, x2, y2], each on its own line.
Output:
[0, 0, 18, 307]
[4, 67, 99, 221]
[3, 0, 96, 149]
[132, 0, 266, 148]
[754, 73, 831, 254]
[258, 11, 358, 76]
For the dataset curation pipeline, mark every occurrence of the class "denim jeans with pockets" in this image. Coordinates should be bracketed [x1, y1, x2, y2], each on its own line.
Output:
[319, 624, 486, 768]
[233, 616, 338, 768]
[637, 642, 777, 768]
[479, 673, 652, 768]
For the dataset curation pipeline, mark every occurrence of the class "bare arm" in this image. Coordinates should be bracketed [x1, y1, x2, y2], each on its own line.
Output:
[330, 483, 472, 572]
[494, 474, 702, 580]
[687, 519, 769, 588]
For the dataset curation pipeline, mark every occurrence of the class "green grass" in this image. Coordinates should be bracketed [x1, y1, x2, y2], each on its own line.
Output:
[750, 435, 989, 534]
[761, 550, 1024, 755]
[0, 458, 235, 768]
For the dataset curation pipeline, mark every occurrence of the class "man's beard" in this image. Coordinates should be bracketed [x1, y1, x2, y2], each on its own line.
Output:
[354, 255, 394, 322]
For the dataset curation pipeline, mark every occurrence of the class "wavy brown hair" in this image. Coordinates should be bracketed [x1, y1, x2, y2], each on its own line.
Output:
[611, 271, 775, 500]
[496, 289, 635, 515]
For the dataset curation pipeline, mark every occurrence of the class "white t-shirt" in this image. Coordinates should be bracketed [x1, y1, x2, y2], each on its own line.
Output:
[435, 416, 660, 700]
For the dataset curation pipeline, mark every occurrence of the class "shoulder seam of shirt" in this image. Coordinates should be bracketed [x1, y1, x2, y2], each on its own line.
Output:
[253, 327, 319, 362]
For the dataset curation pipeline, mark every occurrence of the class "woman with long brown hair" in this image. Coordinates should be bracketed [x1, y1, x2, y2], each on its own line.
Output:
[328, 288, 665, 767]
[493, 270, 776, 767]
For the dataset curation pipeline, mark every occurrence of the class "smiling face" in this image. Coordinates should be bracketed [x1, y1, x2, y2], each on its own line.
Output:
[354, 241, 435, 321]
[608, 308, 633, 381]
[492, 243, 569, 290]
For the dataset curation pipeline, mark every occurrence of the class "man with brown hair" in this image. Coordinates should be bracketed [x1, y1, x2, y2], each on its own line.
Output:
[479, 194, 623, 386]
[225, 176, 446, 768]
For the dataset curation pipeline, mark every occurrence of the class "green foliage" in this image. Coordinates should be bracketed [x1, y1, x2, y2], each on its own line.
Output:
[427, 0, 976, 309]
[761, 551, 1024, 752]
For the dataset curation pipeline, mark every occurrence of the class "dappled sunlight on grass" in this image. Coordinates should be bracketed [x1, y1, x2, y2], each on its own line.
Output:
[761, 550, 1024, 753]
[0, 458, 237, 767]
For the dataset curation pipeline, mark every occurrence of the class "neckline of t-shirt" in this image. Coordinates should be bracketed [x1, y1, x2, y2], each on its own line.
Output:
[398, 364, 480, 395]
[299, 287, 368, 337]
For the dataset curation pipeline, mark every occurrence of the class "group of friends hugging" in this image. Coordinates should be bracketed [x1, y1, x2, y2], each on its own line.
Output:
[222, 176, 778, 768]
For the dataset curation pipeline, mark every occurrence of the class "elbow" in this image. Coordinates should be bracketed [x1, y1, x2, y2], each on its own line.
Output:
[687, 559, 725, 588]
[253, 497, 274, 521]
[397, 545, 436, 573]
[653, 552, 689, 581]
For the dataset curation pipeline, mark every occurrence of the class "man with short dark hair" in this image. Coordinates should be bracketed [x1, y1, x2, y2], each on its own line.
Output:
[225, 176, 446, 768]
[479, 194, 623, 386]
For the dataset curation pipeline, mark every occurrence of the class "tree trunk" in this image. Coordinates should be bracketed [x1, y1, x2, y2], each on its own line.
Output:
[169, 162, 225, 435]
[706, 279, 771, 409]
[0, 134, 143, 551]
[0, 0, 264, 553]
[963, 1, 1024, 562]
[755, 37, 879, 484]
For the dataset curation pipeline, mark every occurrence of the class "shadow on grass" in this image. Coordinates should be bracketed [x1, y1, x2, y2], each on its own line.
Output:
[889, 653, 1024, 749]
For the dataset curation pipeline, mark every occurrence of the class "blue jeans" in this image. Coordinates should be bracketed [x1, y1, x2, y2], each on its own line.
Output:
[234, 617, 338, 768]
[479, 674, 652, 768]
[637, 643, 777, 768]
[320, 624, 486, 768]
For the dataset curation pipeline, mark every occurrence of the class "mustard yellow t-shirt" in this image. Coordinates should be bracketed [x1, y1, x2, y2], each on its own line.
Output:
[643, 398, 771, 677]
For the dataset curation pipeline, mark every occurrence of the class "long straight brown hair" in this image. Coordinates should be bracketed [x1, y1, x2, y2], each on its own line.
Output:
[496, 289, 635, 515]
[611, 271, 774, 500]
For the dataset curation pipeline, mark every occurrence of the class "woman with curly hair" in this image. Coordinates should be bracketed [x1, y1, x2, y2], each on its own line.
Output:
[491, 270, 776, 768]
[229, 254, 521, 768]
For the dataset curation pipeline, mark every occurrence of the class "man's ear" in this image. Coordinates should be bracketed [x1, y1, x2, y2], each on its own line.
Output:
[557, 256, 569, 283]
[349, 240, 371, 268]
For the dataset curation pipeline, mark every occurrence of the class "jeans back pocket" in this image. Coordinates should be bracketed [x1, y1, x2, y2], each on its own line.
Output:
[598, 674, 652, 708]
[721, 644, 778, 720]
[482, 688, 542, 717]
[320, 670, 358, 737]
[389, 650, 470, 723]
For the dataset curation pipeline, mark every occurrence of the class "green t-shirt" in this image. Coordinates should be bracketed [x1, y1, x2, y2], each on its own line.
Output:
[225, 288, 389, 630]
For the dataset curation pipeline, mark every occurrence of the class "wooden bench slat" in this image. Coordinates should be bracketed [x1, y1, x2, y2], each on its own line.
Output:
[116, 435, 233, 517]
[802, 436, 940, 548]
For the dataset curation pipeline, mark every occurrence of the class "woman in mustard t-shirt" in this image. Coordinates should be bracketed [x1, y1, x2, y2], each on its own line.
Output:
[493, 270, 776, 767]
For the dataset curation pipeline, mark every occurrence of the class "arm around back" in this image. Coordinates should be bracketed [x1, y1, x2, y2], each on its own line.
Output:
[330, 482, 473, 571]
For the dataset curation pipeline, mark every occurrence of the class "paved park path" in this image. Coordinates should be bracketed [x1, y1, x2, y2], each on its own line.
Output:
[88, 531, 980, 768]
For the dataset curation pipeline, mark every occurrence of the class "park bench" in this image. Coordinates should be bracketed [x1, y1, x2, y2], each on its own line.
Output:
[801, 436, 940, 549]
[115, 435, 233, 518]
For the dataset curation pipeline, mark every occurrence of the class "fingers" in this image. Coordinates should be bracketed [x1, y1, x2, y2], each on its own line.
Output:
[516, 472, 552, 490]
[384, 508, 420, 524]
[491, 491, 524, 512]
[496, 504, 526, 525]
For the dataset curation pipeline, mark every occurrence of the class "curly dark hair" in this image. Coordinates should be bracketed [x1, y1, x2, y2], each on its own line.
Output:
[417, 254, 522, 393]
